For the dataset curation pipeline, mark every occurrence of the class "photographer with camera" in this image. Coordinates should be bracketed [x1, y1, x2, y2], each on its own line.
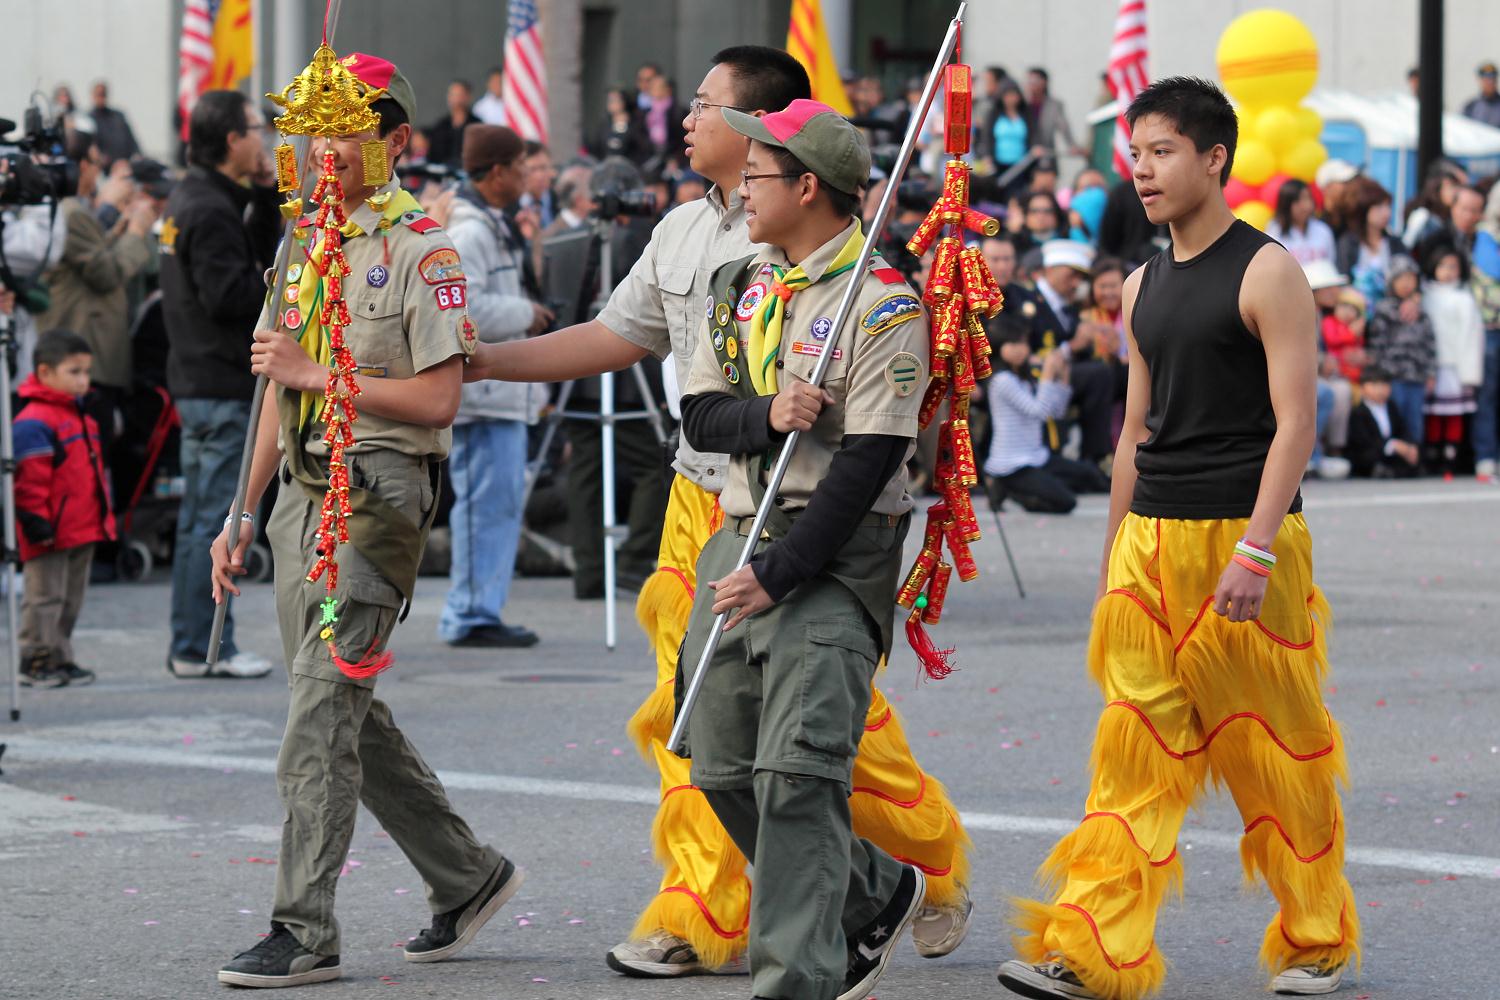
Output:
[157, 90, 279, 679]
[34, 127, 159, 442]
[435, 124, 549, 649]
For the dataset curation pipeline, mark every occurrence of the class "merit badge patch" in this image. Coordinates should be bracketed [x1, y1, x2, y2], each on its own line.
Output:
[862, 294, 922, 336]
[283, 307, 302, 331]
[367, 264, 389, 288]
[287, 263, 303, 283]
[735, 281, 767, 321]
[811, 316, 833, 340]
[284, 283, 300, 304]
[705, 294, 716, 321]
[725, 336, 739, 359]
[791, 342, 842, 359]
[885, 352, 922, 396]
[434, 283, 467, 311]
[722, 361, 740, 385]
[712, 328, 725, 352]
[418, 248, 464, 285]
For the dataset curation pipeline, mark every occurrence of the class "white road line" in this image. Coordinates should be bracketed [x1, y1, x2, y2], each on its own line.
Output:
[1061, 487, 1500, 519]
[12, 737, 1499, 880]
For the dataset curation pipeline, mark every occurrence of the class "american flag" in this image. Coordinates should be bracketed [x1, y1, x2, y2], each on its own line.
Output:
[1106, 0, 1149, 179]
[502, 0, 548, 143]
[177, 0, 217, 141]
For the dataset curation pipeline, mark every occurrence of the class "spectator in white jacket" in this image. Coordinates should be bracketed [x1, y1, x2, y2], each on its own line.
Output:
[0, 201, 68, 375]
[437, 124, 554, 648]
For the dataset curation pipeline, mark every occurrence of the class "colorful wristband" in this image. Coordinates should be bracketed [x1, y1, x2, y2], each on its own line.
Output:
[1232, 553, 1273, 577]
[1234, 539, 1276, 572]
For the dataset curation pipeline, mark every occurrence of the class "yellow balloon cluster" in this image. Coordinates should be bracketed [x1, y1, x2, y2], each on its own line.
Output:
[1216, 9, 1327, 228]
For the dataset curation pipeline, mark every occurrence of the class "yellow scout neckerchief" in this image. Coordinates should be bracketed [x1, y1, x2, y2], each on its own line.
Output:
[290, 187, 424, 426]
[747, 221, 865, 395]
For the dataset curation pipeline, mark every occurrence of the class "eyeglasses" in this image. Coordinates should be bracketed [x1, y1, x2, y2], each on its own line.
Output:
[740, 170, 806, 187]
[690, 98, 750, 121]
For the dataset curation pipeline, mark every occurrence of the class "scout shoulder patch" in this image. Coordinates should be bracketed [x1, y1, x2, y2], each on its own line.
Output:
[419, 247, 465, 285]
[403, 212, 442, 234]
[885, 352, 923, 396]
[871, 265, 905, 285]
[862, 293, 922, 336]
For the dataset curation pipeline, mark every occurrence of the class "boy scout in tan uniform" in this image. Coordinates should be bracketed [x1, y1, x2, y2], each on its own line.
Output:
[211, 54, 521, 989]
[674, 100, 930, 1000]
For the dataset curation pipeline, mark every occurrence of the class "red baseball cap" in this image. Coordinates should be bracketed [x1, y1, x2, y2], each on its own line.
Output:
[723, 99, 871, 196]
[342, 52, 417, 125]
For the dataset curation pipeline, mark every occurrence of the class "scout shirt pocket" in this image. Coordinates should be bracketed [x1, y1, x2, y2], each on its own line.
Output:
[657, 263, 697, 354]
[794, 618, 879, 759]
[348, 285, 407, 369]
[779, 313, 853, 399]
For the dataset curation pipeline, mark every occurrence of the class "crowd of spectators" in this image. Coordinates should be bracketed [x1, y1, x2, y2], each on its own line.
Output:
[6, 55, 1500, 685]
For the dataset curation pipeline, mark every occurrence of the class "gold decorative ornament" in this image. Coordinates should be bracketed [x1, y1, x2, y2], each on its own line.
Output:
[360, 138, 390, 187]
[279, 198, 304, 221]
[274, 143, 300, 192]
[267, 43, 387, 138]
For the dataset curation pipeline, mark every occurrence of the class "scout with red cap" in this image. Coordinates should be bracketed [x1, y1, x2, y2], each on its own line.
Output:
[214, 40, 523, 990]
[665, 94, 936, 998]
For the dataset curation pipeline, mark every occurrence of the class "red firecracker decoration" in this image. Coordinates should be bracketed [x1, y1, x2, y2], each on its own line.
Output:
[895, 55, 1006, 681]
[303, 147, 392, 680]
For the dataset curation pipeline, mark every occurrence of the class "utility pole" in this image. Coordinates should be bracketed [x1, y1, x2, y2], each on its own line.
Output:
[1417, 0, 1444, 187]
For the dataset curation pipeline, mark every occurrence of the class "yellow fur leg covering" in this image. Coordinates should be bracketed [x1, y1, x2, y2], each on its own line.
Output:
[851, 687, 972, 907]
[1012, 898, 1167, 1000]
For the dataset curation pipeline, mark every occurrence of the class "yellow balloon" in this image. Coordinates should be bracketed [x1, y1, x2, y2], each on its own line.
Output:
[1294, 105, 1323, 141]
[1280, 138, 1328, 182]
[1235, 199, 1274, 230]
[1234, 138, 1277, 187]
[1217, 9, 1320, 108]
[1254, 105, 1302, 154]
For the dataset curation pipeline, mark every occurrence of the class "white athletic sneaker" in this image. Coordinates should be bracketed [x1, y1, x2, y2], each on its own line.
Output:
[1477, 458, 1497, 482]
[997, 959, 1101, 999]
[1272, 962, 1344, 995]
[167, 655, 209, 678]
[1315, 456, 1351, 480]
[911, 887, 973, 958]
[210, 651, 274, 679]
[605, 930, 747, 977]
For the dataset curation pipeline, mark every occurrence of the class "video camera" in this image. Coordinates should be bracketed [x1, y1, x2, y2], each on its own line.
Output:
[591, 183, 656, 220]
[0, 101, 78, 207]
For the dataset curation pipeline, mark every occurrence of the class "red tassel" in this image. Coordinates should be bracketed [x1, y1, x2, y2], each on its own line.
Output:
[906, 607, 956, 681]
[331, 640, 395, 680]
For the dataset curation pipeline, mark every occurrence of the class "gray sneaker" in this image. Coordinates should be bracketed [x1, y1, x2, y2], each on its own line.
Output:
[606, 930, 748, 977]
[911, 886, 973, 958]
[217, 923, 341, 988]
[997, 959, 1101, 999]
[1273, 963, 1345, 995]
[210, 651, 274, 679]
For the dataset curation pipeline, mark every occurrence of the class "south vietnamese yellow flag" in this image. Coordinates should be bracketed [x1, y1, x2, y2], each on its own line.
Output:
[787, 0, 853, 115]
[209, 0, 254, 88]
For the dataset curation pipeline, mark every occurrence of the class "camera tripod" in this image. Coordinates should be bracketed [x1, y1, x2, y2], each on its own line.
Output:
[1, 308, 24, 721]
[524, 215, 668, 649]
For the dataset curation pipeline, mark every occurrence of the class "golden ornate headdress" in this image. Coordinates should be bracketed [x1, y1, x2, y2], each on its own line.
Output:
[266, 42, 390, 191]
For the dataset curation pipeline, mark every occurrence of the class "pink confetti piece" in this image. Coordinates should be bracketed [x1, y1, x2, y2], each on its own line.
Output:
[1430, 755, 1440, 763]
[516, 918, 531, 927]
[1365, 901, 1382, 907]
[565, 742, 579, 749]
[532, 978, 548, 983]
[569, 919, 584, 925]
[610, 748, 624, 756]
[1215, 937, 1231, 944]
[394, 889, 411, 895]
[182, 734, 195, 745]
[143, 920, 159, 926]
[1049, 778, 1062, 785]
[1443, 874, 1458, 881]
[61, 794, 76, 801]
[238, 908, 253, 914]
[72, 831, 87, 837]
[1374, 699, 1386, 707]
[123, 888, 138, 894]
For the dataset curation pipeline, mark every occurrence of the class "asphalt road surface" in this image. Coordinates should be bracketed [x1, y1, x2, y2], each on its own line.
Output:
[2, 478, 1497, 1000]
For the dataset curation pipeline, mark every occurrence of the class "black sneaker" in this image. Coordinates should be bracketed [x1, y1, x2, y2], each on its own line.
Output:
[404, 857, 525, 963]
[997, 959, 1101, 999]
[57, 663, 97, 686]
[838, 864, 926, 1000]
[217, 923, 341, 988]
[446, 624, 539, 649]
[19, 653, 68, 689]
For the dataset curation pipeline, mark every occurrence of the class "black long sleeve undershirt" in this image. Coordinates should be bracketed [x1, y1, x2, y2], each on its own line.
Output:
[681, 392, 908, 602]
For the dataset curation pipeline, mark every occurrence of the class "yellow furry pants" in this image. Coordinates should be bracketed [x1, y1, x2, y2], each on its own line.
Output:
[1013, 513, 1360, 1000]
[628, 474, 970, 967]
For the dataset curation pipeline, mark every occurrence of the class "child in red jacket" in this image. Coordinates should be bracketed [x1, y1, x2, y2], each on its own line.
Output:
[13, 330, 116, 687]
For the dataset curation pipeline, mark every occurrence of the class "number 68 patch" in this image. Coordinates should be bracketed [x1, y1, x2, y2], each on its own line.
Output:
[434, 282, 467, 310]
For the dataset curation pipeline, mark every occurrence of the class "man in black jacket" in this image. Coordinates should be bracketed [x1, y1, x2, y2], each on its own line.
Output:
[158, 90, 280, 678]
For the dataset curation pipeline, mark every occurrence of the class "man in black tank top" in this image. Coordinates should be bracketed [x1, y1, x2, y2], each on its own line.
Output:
[998, 78, 1359, 1000]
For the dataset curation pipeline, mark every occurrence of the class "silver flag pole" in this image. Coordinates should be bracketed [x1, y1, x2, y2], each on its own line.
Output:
[668, 1, 969, 754]
[208, 0, 346, 664]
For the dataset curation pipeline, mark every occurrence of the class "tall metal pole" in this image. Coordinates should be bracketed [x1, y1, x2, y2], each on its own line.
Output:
[1, 313, 23, 720]
[667, 2, 969, 755]
[207, 0, 344, 664]
[1417, 0, 1445, 190]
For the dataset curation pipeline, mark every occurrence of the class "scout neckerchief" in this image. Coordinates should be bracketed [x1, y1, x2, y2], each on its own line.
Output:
[746, 221, 865, 395]
[290, 186, 424, 428]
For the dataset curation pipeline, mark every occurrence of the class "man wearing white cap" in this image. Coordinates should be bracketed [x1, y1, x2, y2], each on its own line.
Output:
[1314, 159, 1358, 232]
[1032, 238, 1116, 466]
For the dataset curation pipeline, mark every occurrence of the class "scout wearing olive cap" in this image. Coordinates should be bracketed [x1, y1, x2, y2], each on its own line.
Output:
[722, 98, 871, 195]
[341, 52, 419, 125]
[674, 97, 933, 999]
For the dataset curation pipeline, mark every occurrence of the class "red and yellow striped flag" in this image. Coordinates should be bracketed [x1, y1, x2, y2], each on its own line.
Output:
[787, 0, 852, 115]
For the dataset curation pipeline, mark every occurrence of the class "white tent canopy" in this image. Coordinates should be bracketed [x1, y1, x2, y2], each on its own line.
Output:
[1305, 90, 1500, 157]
